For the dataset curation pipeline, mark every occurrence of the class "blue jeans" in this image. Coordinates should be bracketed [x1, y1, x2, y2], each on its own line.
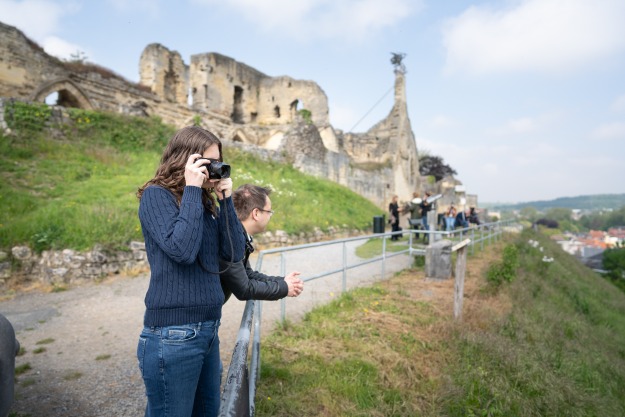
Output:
[445, 217, 456, 231]
[137, 320, 221, 417]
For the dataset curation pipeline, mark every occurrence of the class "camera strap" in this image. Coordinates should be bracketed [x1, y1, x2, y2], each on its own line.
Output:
[197, 194, 235, 275]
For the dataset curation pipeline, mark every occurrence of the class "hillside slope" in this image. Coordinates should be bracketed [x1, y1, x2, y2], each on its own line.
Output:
[0, 103, 383, 252]
[489, 193, 625, 211]
[255, 229, 625, 416]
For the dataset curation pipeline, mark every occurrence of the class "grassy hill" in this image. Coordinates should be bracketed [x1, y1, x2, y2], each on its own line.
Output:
[255, 229, 625, 416]
[487, 193, 625, 212]
[0, 102, 383, 252]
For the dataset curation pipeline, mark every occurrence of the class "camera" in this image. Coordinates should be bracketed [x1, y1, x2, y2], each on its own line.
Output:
[197, 158, 231, 179]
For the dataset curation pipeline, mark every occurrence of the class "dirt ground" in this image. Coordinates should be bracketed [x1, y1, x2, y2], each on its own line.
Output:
[1, 237, 506, 417]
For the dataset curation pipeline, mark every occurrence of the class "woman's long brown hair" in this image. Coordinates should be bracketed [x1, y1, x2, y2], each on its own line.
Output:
[137, 126, 224, 216]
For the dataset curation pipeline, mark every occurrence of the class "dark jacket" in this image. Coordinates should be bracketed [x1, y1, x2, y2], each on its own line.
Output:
[220, 233, 288, 303]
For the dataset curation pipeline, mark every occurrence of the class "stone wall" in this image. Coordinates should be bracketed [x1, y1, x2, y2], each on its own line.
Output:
[0, 228, 361, 288]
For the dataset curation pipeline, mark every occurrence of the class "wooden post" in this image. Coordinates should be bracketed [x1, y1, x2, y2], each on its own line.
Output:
[452, 239, 470, 320]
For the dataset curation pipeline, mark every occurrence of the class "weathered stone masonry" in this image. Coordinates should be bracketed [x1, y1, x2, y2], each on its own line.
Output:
[0, 20, 421, 208]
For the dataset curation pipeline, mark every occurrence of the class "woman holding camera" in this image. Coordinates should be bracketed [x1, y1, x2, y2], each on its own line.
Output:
[136, 126, 246, 416]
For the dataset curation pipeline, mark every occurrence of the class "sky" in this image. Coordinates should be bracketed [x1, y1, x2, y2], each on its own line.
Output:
[1, 0, 624, 204]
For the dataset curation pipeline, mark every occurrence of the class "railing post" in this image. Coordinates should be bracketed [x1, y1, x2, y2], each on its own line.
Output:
[480, 225, 484, 251]
[471, 227, 475, 255]
[381, 235, 387, 279]
[219, 300, 255, 417]
[453, 244, 468, 320]
[249, 300, 262, 416]
[342, 241, 347, 293]
[280, 252, 286, 321]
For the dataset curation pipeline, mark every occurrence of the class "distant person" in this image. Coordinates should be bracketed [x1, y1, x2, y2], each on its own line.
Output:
[456, 209, 470, 229]
[220, 184, 304, 301]
[469, 207, 481, 225]
[0, 313, 19, 417]
[136, 126, 246, 416]
[445, 205, 457, 231]
[408, 192, 423, 238]
[420, 192, 433, 242]
[389, 195, 402, 241]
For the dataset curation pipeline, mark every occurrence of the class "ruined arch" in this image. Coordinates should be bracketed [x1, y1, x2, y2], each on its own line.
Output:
[231, 129, 249, 143]
[31, 78, 94, 110]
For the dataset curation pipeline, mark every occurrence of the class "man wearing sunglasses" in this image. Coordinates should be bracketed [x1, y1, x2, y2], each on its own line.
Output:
[220, 184, 304, 302]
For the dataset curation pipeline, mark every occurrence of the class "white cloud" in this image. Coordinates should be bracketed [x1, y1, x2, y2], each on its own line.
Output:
[0, 0, 67, 40]
[488, 116, 538, 136]
[612, 94, 625, 113]
[191, 0, 419, 41]
[0, 0, 87, 61]
[591, 122, 625, 140]
[42, 36, 92, 62]
[431, 115, 454, 128]
[106, 0, 160, 18]
[442, 0, 625, 75]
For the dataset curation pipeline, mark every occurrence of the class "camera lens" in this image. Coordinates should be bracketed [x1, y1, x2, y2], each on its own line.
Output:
[208, 162, 231, 179]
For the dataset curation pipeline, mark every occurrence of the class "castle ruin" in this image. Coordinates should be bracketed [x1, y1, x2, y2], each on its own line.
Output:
[0, 21, 473, 211]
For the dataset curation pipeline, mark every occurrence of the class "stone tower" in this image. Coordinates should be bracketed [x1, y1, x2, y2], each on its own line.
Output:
[339, 55, 420, 205]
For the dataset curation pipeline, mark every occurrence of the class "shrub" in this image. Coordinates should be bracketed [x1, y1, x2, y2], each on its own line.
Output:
[486, 244, 519, 286]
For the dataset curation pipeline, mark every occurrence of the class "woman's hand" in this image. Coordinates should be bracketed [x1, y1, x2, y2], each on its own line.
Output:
[185, 154, 208, 187]
[213, 177, 233, 199]
[285, 272, 303, 297]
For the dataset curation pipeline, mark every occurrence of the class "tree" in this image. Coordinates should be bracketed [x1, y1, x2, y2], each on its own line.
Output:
[418, 155, 457, 182]
[68, 50, 88, 63]
[519, 206, 539, 222]
[603, 248, 625, 288]
[545, 207, 572, 223]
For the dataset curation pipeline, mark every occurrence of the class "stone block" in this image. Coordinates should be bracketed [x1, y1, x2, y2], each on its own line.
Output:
[11, 246, 31, 260]
[425, 239, 452, 279]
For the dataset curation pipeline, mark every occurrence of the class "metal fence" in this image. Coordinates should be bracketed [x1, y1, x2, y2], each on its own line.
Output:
[218, 219, 517, 416]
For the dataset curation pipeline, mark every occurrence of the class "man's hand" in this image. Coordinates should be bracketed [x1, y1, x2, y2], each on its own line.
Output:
[285, 272, 303, 297]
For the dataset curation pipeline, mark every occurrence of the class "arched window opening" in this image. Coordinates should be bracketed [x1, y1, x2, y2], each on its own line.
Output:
[232, 86, 244, 124]
[187, 87, 194, 106]
[274, 105, 281, 118]
[45, 92, 59, 105]
[290, 99, 299, 115]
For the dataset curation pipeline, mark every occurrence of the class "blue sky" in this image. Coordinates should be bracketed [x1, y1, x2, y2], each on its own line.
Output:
[2, 0, 624, 204]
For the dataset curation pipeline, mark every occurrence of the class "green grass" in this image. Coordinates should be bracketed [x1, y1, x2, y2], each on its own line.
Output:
[444, 231, 625, 417]
[14, 363, 31, 376]
[255, 230, 625, 416]
[354, 235, 415, 258]
[0, 103, 383, 252]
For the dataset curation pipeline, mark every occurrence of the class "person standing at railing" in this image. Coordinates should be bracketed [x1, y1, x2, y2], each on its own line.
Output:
[408, 192, 423, 239]
[420, 192, 433, 243]
[445, 205, 457, 232]
[220, 184, 304, 301]
[389, 195, 402, 241]
[469, 206, 481, 225]
[456, 209, 470, 228]
[136, 126, 246, 417]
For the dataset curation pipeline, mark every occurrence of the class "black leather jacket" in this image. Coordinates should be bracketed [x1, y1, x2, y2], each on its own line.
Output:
[219, 236, 288, 303]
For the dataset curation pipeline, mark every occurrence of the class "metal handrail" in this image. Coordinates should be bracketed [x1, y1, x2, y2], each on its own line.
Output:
[219, 219, 516, 416]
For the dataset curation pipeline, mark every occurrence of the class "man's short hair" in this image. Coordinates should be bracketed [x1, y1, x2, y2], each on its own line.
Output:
[233, 184, 272, 222]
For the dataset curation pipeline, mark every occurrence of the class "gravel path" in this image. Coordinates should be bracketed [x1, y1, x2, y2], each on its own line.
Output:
[1, 238, 415, 416]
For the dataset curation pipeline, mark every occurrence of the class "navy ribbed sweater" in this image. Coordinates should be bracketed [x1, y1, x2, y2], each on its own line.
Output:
[138, 185, 246, 327]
